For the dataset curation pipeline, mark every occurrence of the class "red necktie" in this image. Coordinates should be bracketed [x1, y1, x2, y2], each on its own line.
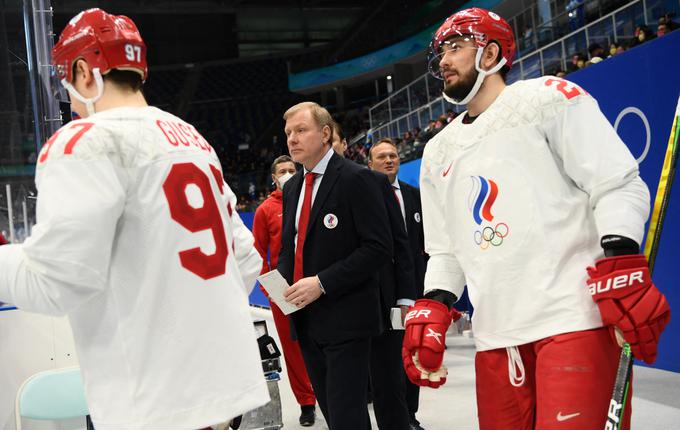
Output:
[392, 186, 401, 206]
[393, 186, 407, 228]
[294, 172, 317, 282]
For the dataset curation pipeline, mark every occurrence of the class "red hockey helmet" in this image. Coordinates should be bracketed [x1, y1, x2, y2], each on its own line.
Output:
[428, 8, 516, 79]
[52, 8, 148, 84]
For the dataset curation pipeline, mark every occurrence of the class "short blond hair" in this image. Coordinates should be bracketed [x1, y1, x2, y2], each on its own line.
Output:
[283, 102, 334, 144]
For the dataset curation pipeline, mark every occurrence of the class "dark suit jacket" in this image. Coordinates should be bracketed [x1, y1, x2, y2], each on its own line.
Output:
[372, 172, 416, 329]
[399, 181, 428, 298]
[278, 152, 393, 341]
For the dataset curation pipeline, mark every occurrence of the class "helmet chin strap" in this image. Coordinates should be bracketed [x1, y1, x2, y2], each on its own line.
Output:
[443, 47, 507, 106]
[61, 67, 105, 117]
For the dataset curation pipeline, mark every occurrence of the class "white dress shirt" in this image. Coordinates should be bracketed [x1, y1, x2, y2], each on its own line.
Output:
[292, 147, 334, 292]
[294, 146, 334, 244]
[391, 176, 407, 228]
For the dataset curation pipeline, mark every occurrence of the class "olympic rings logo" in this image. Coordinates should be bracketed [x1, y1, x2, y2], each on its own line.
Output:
[473, 223, 509, 250]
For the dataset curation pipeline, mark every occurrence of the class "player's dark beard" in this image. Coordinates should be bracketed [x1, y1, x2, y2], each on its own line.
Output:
[443, 67, 479, 102]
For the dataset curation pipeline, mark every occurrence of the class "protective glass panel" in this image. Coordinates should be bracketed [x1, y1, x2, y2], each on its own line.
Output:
[587, 17, 615, 51]
[0, 1, 44, 243]
[521, 52, 542, 79]
[427, 73, 443, 104]
[614, 2, 644, 41]
[563, 30, 588, 61]
[397, 117, 409, 138]
[408, 77, 428, 112]
[430, 100, 444, 121]
[370, 100, 391, 128]
[542, 42, 565, 75]
[389, 87, 410, 121]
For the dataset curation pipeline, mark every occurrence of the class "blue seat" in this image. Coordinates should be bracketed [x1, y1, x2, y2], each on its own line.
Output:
[15, 366, 89, 429]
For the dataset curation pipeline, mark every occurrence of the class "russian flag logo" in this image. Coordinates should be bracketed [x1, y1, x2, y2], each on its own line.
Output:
[468, 176, 499, 225]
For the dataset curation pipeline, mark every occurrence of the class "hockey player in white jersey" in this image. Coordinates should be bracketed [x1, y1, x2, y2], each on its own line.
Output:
[401, 7, 671, 430]
[0, 8, 269, 430]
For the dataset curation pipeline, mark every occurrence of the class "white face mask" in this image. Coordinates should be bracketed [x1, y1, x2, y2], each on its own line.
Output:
[277, 172, 294, 189]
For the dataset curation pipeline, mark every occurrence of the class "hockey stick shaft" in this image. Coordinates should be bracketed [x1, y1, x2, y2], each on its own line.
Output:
[643, 95, 680, 271]
[605, 341, 632, 430]
[605, 95, 680, 430]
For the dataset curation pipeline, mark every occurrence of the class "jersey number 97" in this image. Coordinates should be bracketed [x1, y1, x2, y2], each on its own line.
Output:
[163, 163, 229, 280]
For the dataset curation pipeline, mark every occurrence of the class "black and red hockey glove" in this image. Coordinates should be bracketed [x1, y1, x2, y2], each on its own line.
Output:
[402, 299, 452, 388]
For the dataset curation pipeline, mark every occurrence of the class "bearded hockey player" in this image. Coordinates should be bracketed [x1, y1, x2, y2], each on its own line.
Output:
[401, 7, 671, 429]
[0, 9, 268, 430]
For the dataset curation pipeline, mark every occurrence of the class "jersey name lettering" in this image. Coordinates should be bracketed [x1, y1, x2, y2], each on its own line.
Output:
[156, 119, 212, 153]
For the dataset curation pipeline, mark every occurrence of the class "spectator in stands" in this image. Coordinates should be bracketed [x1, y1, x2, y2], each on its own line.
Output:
[351, 144, 369, 164]
[445, 109, 457, 123]
[420, 120, 437, 141]
[631, 25, 655, 47]
[588, 43, 606, 64]
[656, 13, 679, 37]
[252, 155, 317, 427]
[392, 138, 405, 158]
[609, 42, 624, 56]
[659, 13, 680, 32]
[403, 130, 414, 145]
[567, 53, 588, 72]
[425, 120, 436, 134]
[413, 127, 425, 148]
[567, 53, 579, 72]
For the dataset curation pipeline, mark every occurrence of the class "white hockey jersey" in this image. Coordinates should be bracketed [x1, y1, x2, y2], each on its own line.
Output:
[421, 77, 650, 351]
[0, 106, 269, 429]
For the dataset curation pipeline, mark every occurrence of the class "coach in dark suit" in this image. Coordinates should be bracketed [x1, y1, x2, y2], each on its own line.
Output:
[368, 138, 428, 430]
[279, 102, 392, 430]
[331, 122, 415, 430]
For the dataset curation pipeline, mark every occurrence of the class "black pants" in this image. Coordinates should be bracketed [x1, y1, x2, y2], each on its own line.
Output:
[298, 332, 372, 430]
[369, 330, 410, 430]
[405, 374, 421, 423]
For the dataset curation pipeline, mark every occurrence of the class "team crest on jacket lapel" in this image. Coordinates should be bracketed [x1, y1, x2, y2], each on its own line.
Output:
[323, 213, 338, 229]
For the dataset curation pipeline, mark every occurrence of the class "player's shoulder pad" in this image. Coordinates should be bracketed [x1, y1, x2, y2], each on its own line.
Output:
[518, 76, 593, 107]
[497, 77, 595, 125]
[37, 118, 112, 166]
[420, 124, 451, 172]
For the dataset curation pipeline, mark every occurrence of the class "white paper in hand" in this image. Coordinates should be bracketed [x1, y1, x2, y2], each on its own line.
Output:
[257, 270, 299, 315]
